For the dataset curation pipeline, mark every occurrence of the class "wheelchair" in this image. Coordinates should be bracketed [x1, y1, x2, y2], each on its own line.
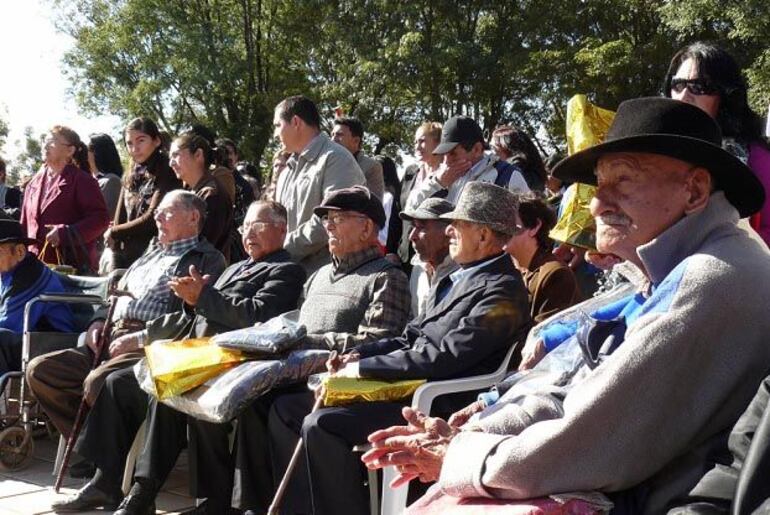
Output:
[0, 270, 122, 471]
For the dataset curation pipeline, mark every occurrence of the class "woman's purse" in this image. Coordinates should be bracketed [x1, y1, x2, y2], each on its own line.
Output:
[39, 239, 76, 275]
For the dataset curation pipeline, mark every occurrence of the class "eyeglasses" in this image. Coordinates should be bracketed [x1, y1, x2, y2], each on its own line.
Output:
[43, 137, 74, 149]
[670, 78, 720, 96]
[153, 209, 177, 222]
[238, 221, 278, 235]
[320, 213, 368, 226]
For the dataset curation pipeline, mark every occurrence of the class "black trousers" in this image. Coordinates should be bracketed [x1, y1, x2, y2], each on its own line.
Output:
[0, 329, 23, 376]
[268, 392, 407, 515]
[76, 366, 149, 486]
[134, 397, 188, 491]
[188, 383, 306, 512]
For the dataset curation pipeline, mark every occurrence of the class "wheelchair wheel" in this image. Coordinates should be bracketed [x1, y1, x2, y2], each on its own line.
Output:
[0, 426, 34, 471]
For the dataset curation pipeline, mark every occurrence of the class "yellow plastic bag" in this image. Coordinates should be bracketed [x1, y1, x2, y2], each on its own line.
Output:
[549, 95, 616, 250]
[321, 376, 426, 406]
[144, 337, 247, 400]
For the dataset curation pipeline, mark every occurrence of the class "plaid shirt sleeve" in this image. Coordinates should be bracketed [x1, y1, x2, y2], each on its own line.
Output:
[316, 266, 412, 353]
[123, 260, 176, 322]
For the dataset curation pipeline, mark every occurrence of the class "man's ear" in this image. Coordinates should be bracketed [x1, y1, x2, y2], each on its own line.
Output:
[527, 220, 542, 238]
[684, 167, 712, 214]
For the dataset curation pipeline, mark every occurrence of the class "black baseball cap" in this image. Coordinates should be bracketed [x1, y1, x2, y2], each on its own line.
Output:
[432, 116, 485, 155]
[313, 186, 387, 228]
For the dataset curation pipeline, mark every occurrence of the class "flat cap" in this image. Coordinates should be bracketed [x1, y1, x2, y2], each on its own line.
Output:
[313, 185, 386, 228]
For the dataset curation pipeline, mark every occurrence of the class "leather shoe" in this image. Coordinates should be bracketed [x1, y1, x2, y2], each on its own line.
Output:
[51, 482, 120, 512]
[113, 480, 156, 515]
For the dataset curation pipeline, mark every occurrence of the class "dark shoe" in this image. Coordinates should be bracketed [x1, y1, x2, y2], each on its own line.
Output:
[113, 480, 156, 515]
[51, 482, 120, 512]
[68, 459, 96, 479]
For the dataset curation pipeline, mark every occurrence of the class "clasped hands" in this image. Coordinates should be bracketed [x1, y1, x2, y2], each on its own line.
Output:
[168, 265, 211, 306]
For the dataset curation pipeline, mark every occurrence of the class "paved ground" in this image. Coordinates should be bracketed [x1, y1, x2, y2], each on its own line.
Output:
[0, 434, 196, 514]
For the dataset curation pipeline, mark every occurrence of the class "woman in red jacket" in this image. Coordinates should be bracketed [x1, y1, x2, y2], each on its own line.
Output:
[20, 125, 110, 274]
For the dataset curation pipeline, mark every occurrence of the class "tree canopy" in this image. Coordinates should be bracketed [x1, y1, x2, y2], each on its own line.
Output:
[54, 0, 770, 169]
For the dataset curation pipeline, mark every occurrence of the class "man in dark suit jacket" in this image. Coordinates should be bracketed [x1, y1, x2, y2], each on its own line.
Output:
[52, 200, 306, 513]
[269, 181, 531, 515]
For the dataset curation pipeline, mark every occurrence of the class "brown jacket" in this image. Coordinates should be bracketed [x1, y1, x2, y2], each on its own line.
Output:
[521, 248, 581, 324]
[192, 171, 234, 263]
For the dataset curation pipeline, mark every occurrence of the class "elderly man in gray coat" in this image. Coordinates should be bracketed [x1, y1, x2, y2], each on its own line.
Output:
[363, 97, 770, 514]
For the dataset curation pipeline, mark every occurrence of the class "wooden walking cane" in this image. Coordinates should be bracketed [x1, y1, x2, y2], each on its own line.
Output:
[54, 289, 133, 492]
[267, 391, 325, 515]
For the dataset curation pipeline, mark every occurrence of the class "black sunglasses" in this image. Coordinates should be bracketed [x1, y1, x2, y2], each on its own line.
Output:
[670, 78, 720, 96]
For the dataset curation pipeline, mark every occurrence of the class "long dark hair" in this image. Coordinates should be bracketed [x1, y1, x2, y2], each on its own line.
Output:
[88, 133, 124, 177]
[123, 117, 165, 189]
[663, 42, 765, 142]
[491, 126, 547, 190]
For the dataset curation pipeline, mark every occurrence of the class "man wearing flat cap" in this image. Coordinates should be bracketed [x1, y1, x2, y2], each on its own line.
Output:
[400, 197, 458, 317]
[268, 181, 531, 515]
[405, 115, 529, 212]
[0, 219, 74, 375]
[363, 97, 770, 514]
[112, 186, 411, 515]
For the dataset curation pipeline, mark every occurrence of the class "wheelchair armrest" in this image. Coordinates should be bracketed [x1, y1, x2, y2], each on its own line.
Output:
[36, 293, 105, 305]
[411, 344, 517, 416]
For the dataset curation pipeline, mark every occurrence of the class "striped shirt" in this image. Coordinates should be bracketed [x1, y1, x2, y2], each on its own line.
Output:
[113, 236, 199, 322]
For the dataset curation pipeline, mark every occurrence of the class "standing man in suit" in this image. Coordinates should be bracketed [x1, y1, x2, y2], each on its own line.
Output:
[332, 117, 385, 200]
[51, 200, 306, 513]
[269, 181, 531, 515]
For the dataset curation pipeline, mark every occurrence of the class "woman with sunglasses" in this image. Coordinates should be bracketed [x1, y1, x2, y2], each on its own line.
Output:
[19, 125, 111, 273]
[663, 42, 770, 244]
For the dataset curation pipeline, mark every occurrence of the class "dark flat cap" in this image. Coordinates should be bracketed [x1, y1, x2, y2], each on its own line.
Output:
[313, 185, 386, 228]
[0, 219, 36, 245]
[399, 198, 454, 222]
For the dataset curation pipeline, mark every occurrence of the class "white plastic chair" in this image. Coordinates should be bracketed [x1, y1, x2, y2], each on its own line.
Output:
[378, 343, 518, 515]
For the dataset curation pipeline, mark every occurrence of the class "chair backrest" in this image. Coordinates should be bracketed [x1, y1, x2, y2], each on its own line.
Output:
[55, 272, 110, 332]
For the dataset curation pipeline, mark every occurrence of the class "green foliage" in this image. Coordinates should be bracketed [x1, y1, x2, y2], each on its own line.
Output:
[8, 127, 44, 186]
[55, 0, 770, 165]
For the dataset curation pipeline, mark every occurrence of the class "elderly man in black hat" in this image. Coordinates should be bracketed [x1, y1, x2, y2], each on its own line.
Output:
[405, 115, 529, 212]
[399, 197, 458, 317]
[267, 181, 531, 515]
[0, 219, 74, 375]
[112, 186, 410, 515]
[362, 97, 770, 514]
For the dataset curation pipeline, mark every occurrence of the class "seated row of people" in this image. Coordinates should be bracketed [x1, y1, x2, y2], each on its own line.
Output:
[36, 98, 770, 515]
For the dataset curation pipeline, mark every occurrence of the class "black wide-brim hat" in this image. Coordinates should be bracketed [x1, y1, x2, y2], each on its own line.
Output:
[0, 219, 37, 245]
[552, 97, 765, 218]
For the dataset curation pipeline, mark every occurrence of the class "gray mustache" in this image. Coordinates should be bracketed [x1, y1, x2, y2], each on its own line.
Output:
[596, 214, 632, 226]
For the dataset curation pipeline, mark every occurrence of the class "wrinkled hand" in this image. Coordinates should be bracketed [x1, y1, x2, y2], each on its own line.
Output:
[585, 250, 622, 271]
[362, 407, 458, 487]
[552, 243, 585, 270]
[108, 331, 143, 358]
[84, 320, 105, 355]
[435, 159, 471, 189]
[447, 400, 486, 428]
[519, 338, 547, 370]
[168, 265, 211, 306]
[44, 225, 61, 247]
[325, 350, 360, 375]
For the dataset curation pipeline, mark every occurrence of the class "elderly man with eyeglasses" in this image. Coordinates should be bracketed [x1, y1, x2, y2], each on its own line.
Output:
[109, 186, 411, 515]
[51, 199, 306, 513]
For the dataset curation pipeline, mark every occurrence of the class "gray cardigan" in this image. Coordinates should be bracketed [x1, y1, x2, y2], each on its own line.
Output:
[439, 193, 770, 514]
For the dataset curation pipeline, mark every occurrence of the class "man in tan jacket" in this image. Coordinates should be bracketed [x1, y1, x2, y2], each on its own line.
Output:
[273, 96, 366, 274]
[332, 117, 385, 199]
